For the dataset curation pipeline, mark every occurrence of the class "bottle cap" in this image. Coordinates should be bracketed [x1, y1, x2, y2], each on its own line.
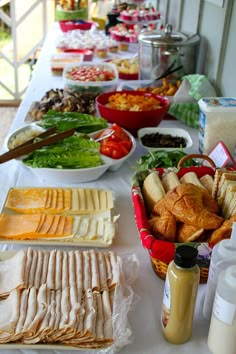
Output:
[174, 245, 198, 268]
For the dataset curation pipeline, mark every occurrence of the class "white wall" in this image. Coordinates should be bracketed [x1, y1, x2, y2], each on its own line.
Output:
[159, 0, 236, 96]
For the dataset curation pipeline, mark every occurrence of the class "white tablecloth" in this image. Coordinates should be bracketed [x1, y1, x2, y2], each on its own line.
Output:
[0, 23, 212, 354]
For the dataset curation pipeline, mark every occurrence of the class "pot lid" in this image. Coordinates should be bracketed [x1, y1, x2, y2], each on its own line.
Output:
[138, 24, 200, 47]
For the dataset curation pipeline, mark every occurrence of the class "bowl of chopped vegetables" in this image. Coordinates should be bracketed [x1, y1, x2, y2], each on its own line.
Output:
[4, 116, 136, 183]
[63, 62, 119, 94]
[96, 90, 170, 136]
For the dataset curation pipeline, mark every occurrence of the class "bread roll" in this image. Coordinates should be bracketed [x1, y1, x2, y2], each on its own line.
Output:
[180, 172, 205, 189]
[162, 171, 181, 192]
[142, 171, 165, 213]
[199, 174, 214, 195]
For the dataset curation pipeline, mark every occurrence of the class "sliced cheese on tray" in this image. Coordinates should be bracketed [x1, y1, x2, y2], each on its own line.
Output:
[0, 213, 74, 240]
[4, 187, 114, 214]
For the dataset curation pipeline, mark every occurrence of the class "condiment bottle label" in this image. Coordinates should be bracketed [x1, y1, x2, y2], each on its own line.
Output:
[161, 274, 171, 328]
[213, 292, 236, 325]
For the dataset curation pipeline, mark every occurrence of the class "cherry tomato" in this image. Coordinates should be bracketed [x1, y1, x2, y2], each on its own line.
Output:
[97, 124, 132, 159]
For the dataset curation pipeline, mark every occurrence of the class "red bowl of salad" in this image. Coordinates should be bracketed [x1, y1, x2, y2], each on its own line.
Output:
[96, 90, 170, 136]
[63, 62, 119, 94]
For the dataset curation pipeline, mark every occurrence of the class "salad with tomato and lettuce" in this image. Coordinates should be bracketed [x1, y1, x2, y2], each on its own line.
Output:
[22, 112, 133, 169]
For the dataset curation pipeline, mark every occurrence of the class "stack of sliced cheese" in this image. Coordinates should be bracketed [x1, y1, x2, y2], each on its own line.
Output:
[0, 187, 117, 245]
[0, 248, 119, 347]
[4, 187, 114, 214]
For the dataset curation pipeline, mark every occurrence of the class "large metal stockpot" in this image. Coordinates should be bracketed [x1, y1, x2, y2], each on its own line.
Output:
[138, 24, 200, 80]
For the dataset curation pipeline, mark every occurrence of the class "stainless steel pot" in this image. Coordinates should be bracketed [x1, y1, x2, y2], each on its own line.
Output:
[138, 24, 200, 80]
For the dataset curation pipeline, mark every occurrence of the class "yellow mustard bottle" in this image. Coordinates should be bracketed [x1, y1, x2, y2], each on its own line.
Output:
[161, 245, 200, 344]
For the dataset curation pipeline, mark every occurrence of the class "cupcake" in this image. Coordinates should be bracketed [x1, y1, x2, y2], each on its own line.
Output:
[119, 42, 129, 51]
[108, 39, 119, 53]
[95, 42, 108, 58]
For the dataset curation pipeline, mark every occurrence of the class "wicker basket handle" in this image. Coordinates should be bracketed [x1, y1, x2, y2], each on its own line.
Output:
[177, 154, 216, 169]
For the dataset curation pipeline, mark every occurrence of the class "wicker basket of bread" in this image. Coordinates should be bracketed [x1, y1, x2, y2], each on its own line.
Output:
[131, 154, 236, 283]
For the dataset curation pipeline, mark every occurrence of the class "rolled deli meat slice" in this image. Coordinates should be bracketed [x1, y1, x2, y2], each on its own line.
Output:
[89, 250, 100, 291]
[0, 288, 21, 334]
[0, 249, 26, 297]
[46, 250, 56, 290]
[55, 250, 63, 290]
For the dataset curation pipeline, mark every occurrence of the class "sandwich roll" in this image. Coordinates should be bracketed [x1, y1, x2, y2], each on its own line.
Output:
[199, 174, 214, 195]
[162, 171, 181, 192]
[142, 171, 165, 213]
[180, 172, 205, 189]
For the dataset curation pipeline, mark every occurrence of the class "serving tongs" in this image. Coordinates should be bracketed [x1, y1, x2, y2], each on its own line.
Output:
[144, 60, 183, 87]
[0, 127, 75, 164]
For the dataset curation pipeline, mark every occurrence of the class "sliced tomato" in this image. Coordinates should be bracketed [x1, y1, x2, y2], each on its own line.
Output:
[100, 145, 113, 157]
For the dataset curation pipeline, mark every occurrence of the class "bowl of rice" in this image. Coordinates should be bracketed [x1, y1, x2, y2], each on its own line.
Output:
[96, 90, 170, 136]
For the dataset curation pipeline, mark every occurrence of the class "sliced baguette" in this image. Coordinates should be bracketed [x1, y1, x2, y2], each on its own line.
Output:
[142, 171, 165, 213]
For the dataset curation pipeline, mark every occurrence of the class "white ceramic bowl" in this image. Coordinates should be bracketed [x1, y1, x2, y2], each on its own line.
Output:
[137, 127, 193, 152]
[4, 123, 136, 183]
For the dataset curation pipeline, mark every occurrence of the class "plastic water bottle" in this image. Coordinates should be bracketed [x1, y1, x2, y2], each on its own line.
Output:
[203, 222, 236, 319]
[207, 264, 236, 354]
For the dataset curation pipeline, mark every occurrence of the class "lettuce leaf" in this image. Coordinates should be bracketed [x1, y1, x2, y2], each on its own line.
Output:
[23, 135, 103, 169]
[37, 110, 108, 133]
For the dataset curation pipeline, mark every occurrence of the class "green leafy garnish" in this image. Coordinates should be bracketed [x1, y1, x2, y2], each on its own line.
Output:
[135, 150, 198, 171]
[37, 110, 108, 133]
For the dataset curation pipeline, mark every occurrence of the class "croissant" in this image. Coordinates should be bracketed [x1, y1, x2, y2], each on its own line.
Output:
[165, 183, 224, 230]
[208, 214, 236, 245]
[150, 199, 176, 242]
[176, 223, 205, 243]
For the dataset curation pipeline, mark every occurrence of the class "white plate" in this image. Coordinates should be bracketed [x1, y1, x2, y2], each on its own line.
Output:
[137, 127, 193, 152]
[4, 123, 136, 183]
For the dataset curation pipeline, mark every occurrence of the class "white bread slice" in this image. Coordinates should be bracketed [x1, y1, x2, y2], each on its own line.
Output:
[180, 172, 205, 189]
[222, 185, 236, 218]
[212, 169, 225, 198]
[217, 180, 236, 207]
[142, 171, 165, 213]
[199, 174, 214, 195]
[217, 171, 236, 199]
[225, 187, 236, 219]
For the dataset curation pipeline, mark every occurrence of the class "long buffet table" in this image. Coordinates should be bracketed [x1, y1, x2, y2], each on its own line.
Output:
[0, 23, 212, 354]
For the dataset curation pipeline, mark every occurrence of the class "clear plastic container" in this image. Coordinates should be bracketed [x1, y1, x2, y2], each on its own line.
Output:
[50, 53, 84, 73]
[63, 62, 119, 94]
[198, 97, 236, 156]
[203, 223, 236, 319]
[207, 265, 236, 354]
